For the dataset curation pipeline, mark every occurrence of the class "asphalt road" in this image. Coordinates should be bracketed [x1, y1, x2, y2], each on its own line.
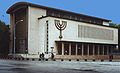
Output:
[0, 59, 120, 73]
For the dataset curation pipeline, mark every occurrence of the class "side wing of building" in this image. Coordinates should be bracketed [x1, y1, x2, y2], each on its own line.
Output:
[38, 17, 118, 56]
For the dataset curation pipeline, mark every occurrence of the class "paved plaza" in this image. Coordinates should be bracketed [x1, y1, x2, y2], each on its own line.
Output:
[0, 59, 120, 73]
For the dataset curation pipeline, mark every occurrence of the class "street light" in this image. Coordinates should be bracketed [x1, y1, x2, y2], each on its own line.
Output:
[13, 20, 23, 58]
[51, 47, 54, 54]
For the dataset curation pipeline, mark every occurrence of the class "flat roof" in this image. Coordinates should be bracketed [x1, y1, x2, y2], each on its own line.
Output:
[38, 16, 117, 29]
[7, 2, 111, 22]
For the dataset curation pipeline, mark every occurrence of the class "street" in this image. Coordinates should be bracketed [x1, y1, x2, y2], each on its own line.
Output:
[0, 59, 120, 73]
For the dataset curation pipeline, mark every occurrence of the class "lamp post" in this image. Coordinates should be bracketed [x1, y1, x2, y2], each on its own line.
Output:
[25, 48, 28, 59]
[51, 47, 54, 54]
[13, 20, 23, 58]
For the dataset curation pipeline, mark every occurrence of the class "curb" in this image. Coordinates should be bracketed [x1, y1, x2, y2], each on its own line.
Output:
[3, 57, 120, 62]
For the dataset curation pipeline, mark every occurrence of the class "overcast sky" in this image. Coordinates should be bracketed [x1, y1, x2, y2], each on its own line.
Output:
[0, 0, 120, 24]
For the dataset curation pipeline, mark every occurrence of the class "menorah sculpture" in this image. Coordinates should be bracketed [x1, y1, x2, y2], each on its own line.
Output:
[55, 20, 67, 40]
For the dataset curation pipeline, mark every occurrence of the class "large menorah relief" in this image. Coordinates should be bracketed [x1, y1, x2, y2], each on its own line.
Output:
[55, 20, 67, 40]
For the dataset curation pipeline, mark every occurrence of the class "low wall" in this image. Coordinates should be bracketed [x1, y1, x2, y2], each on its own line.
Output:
[7, 54, 120, 60]
[113, 55, 120, 60]
[55, 55, 120, 60]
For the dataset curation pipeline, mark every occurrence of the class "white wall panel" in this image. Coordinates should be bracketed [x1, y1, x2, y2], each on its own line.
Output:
[28, 6, 46, 54]
[47, 17, 118, 46]
[31, 16, 118, 55]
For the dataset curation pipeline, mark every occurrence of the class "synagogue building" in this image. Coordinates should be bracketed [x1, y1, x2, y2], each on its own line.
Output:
[7, 2, 118, 59]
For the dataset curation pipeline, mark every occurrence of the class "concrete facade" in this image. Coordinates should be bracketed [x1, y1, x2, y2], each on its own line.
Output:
[7, 2, 118, 59]
[37, 17, 118, 59]
[28, 6, 46, 54]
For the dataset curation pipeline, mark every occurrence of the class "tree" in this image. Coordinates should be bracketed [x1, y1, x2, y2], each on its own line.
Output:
[0, 20, 9, 57]
[109, 23, 120, 28]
